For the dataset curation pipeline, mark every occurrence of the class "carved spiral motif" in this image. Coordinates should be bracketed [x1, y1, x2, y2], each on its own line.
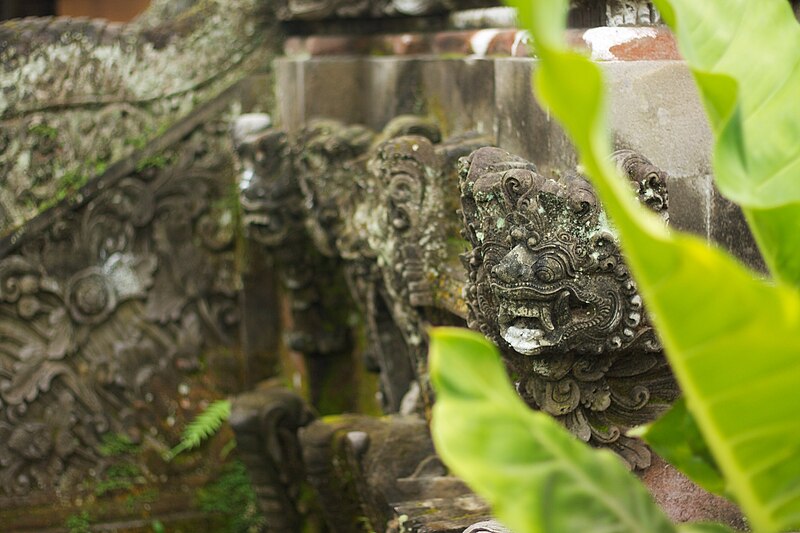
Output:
[65, 268, 117, 325]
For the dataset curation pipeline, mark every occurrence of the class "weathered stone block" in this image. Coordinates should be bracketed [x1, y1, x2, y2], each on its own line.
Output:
[604, 60, 713, 179]
[275, 58, 304, 131]
[494, 58, 578, 175]
[305, 58, 367, 126]
[710, 186, 767, 273]
[666, 175, 711, 238]
[418, 57, 496, 137]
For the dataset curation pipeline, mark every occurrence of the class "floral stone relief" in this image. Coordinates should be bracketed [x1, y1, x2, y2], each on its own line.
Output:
[0, 119, 243, 501]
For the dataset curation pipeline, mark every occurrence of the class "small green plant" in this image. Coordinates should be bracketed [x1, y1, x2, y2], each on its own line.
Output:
[99, 432, 139, 457]
[94, 463, 142, 496]
[136, 153, 171, 172]
[166, 399, 231, 460]
[29, 123, 58, 140]
[196, 460, 265, 533]
[64, 511, 91, 533]
[55, 170, 88, 201]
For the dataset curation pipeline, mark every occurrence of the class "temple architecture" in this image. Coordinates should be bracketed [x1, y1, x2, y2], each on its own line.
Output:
[0, 0, 782, 530]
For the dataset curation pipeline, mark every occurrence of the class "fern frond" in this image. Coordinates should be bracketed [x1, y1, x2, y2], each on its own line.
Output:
[165, 399, 231, 461]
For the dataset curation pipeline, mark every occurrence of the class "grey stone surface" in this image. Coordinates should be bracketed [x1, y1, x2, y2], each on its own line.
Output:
[275, 58, 304, 131]
[304, 58, 367, 126]
[363, 58, 425, 129]
[667, 175, 711, 238]
[494, 58, 577, 175]
[418, 57, 496, 137]
[710, 186, 767, 273]
[604, 61, 713, 179]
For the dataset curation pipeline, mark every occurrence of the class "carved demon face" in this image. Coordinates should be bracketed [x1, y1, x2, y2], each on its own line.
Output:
[460, 147, 677, 468]
[461, 147, 647, 362]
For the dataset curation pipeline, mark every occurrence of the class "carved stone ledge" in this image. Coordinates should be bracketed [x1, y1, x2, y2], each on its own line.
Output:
[276, 0, 499, 21]
[290, 116, 489, 413]
[229, 383, 316, 532]
[459, 146, 679, 468]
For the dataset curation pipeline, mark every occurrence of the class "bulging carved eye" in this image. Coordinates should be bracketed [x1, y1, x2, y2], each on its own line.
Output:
[534, 255, 565, 283]
[510, 227, 527, 242]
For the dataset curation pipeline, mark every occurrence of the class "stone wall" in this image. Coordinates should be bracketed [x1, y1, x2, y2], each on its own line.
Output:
[274, 29, 764, 272]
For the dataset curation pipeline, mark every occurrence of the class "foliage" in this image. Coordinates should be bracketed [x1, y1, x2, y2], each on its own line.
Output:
[507, 0, 800, 529]
[64, 511, 92, 533]
[630, 400, 725, 497]
[166, 399, 231, 460]
[649, 1, 800, 287]
[28, 123, 58, 140]
[136, 152, 171, 172]
[428, 0, 800, 532]
[94, 463, 143, 496]
[196, 460, 266, 533]
[99, 432, 140, 457]
[429, 328, 680, 533]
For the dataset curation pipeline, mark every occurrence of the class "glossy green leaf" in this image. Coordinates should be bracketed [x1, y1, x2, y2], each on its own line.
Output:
[507, 0, 800, 531]
[651, 0, 800, 287]
[429, 327, 676, 533]
[631, 399, 726, 497]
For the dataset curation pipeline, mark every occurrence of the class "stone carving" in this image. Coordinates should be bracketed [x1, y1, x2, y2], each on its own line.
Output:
[460, 147, 678, 468]
[290, 118, 416, 413]
[234, 116, 356, 410]
[0, 0, 279, 236]
[464, 521, 514, 533]
[292, 116, 488, 413]
[0, 119, 242, 500]
[229, 383, 316, 533]
[606, 0, 660, 25]
[276, 0, 499, 20]
[300, 414, 454, 531]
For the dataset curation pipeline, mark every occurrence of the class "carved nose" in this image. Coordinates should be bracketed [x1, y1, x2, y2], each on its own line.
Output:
[492, 244, 534, 283]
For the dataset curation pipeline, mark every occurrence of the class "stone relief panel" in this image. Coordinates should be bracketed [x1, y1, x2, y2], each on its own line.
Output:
[0, 119, 243, 503]
[0, 0, 279, 238]
[459, 146, 679, 468]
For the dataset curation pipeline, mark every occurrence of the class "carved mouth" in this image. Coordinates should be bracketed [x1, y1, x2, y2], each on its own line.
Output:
[496, 289, 596, 356]
[498, 301, 558, 356]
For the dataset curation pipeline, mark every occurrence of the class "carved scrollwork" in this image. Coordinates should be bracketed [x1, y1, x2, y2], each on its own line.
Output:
[460, 147, 678, 468]
[0, 121, 242, 499]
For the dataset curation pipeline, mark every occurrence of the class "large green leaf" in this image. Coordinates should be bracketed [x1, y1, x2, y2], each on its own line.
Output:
[631, 399, 726, 497]
[508, 0, 800, 531]
[429, 327, 676, 533]
[651, 0, 800, 287]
